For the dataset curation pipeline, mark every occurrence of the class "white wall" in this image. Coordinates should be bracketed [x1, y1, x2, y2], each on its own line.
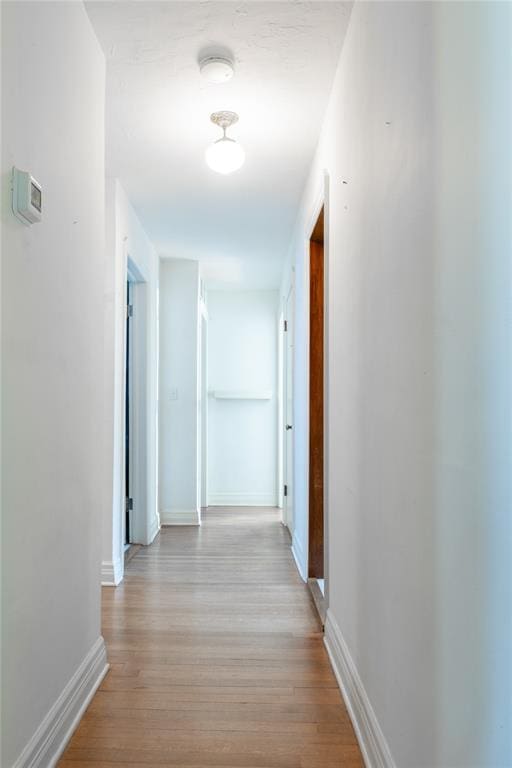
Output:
[208, 290, 279, 507]
[159, 259, 200, 524]
[102, 179, 160, 585]
[1, 3, 107, 764]
[286, 2, 512, 766]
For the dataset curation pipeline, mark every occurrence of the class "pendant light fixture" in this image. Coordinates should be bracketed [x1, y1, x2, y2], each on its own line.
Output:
[205, 111, 245, 175]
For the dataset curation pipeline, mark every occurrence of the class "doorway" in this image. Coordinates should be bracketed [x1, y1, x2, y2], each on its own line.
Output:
[283, 285, 294, 532]
[123, 258, 149, 548]
[199, 303, 208, 510]
[308, 206, 324, 581]
[125, 279, 133, 546]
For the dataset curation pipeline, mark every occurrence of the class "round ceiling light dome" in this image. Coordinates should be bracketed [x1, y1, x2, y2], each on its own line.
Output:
[205, 111, 245, 175]
[200, 56, 234, 84]
[205, 137, 245, 175]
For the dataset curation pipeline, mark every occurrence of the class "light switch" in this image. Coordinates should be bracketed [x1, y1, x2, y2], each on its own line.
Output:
[169, 388, 178, 401]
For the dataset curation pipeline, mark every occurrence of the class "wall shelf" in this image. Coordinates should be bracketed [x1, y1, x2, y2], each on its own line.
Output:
[210, 390, 272, 401]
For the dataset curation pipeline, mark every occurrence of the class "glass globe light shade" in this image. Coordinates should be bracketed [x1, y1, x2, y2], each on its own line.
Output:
[205, 137, 245, 175]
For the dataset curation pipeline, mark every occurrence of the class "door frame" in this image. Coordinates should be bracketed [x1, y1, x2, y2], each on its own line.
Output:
[125, 278, 133, 546]
[308, 210, 325, 579]
[282, 282, 295, 532]
[199, 298, 209, 510]
[124, 257, 148, 547]
[304, 172, 330, 605]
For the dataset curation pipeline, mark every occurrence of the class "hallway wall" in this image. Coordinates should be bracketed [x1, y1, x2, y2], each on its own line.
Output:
[285, 1, 512, 766]
[1, 2, 107, 765]
[102, 179, 160, 586]
[207, 290, 279, 507]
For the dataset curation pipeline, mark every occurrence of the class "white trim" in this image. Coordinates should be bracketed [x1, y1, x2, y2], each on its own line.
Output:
[282, 281, 295, 531]
[160, 508, 201, 525]
[127, 265, 149, 546]
[322, 170, 330, 608]
[291, 533, 307, 582]
[277, 308, 284, 513]
[147, 512, 160, 544]
[210, 390, 272, 400]
[208, 493, 277, 507]
[199, 313, 209, 510]
[101, 558, 123, 586]
[12, 637, 108, 768]
[324, 610, 396, 768]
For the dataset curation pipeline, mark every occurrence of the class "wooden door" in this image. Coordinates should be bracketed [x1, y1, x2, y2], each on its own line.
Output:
[308, 210, 324, 578]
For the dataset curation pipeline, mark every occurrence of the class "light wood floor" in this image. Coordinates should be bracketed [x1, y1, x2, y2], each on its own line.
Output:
[59, 507, 363, 767]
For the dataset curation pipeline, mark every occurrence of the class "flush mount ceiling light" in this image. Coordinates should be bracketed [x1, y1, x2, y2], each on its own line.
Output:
[205, 111, 245, 175]
[199, 56, 234, 84]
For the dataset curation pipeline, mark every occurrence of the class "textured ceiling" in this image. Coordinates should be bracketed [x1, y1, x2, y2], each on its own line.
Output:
[86, 1, 352, 288]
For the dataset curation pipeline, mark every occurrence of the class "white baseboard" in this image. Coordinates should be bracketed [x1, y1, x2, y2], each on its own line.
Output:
[147, 512, 160, 543]
[160, 508, 201, 525]
[101, 557, 123, 586]
[291, 533, 307, 582]
[208, 492, 277, 507]
[13, 636, 109, 768]
[324, 610, 396, 768]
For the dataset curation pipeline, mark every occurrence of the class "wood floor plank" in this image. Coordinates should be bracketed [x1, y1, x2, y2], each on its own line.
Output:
[58, 507, 363, 766]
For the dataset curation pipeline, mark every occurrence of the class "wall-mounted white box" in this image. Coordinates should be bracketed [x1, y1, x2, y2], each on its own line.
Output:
[12, 166, 42, 225]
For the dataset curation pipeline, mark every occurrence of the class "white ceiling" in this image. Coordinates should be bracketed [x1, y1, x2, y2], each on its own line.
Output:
[86, 1, 352, 288]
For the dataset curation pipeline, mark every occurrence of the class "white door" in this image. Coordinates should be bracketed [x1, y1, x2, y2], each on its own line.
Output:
[283, 286, 294, 532]
[200, 313, 208, 509]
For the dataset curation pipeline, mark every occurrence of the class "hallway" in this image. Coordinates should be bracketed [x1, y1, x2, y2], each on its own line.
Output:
[59, 508, 363, 767]
[3, 3, 511, 764]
